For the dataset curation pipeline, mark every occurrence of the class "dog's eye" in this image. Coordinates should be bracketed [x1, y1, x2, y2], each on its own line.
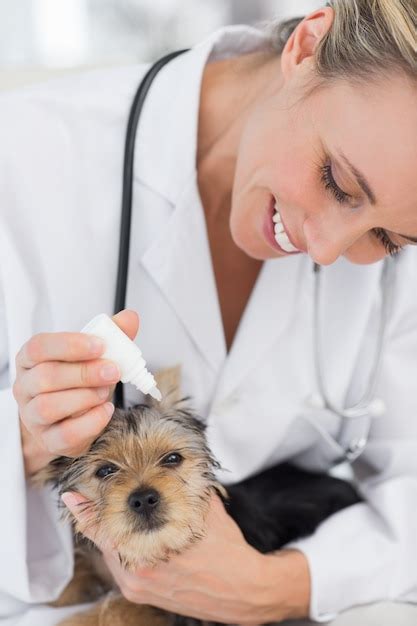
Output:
[95, 464, 118, 479]
[161, 453, 183, 466]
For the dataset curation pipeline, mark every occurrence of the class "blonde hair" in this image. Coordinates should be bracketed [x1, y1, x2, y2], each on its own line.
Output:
[269, 0, 417, 83]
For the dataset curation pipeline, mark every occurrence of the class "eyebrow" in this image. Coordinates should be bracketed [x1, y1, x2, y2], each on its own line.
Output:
[398, 233, 417, 244]
[337, 150, 377, 205]
[337, 150, 417, 244]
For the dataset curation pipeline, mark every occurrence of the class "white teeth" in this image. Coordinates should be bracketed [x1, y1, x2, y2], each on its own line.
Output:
[275, 232, 299, 253]
[272, 202, 300, 253]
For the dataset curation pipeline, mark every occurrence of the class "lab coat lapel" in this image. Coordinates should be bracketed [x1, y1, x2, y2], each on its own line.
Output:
[132, 27, 269, 374]
[130, 31, 228, 372]
[215, 254, 304, 398]
[215, 254, 383, 407]
[131, 25, 270, 206]
[134, 26, 266, 372]
[140, 176, 226, 372]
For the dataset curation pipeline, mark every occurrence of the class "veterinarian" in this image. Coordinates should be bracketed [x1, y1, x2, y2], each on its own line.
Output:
[1, 1, 417, 624]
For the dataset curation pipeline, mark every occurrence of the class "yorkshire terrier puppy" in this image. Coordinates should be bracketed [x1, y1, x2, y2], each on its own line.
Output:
[35, 368, 361, 626]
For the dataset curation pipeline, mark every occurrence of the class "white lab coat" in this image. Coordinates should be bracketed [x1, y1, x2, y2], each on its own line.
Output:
[0, 24, 417, 625]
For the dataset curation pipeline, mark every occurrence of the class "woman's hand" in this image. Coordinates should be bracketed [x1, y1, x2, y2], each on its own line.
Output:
[62, 491, 311, 624]
[13, 309, 139, 477]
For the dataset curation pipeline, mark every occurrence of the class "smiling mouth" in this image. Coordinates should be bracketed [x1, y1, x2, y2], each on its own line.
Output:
[272, 201, 301, 253]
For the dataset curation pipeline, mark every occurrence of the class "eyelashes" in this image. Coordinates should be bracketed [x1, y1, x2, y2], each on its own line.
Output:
[319, 162, 402, 257]
[372, 228, 402, 256]
[320, 164, 351, 205]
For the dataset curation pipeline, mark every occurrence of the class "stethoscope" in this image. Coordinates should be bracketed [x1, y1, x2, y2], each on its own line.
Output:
[310, 259, 394, 421]
[113, 48, 396, 462]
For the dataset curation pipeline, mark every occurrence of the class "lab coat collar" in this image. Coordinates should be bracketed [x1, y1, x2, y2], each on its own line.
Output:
[132, 24, 270, 205]
[140, 180, 307, 379]
[214, 253, 305, 397]
[141, 175, 226, 372]
[136, 25, 272, 372]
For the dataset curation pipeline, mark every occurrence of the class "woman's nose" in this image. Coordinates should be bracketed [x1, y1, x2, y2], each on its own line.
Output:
[302, 213, 360, 266]
[306, 235, 345, 266]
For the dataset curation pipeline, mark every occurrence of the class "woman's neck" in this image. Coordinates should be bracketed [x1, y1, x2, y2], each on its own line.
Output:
[196, 50, 282, 217]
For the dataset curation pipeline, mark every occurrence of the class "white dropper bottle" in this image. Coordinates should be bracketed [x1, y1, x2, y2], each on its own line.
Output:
[81, 313, 162, 401]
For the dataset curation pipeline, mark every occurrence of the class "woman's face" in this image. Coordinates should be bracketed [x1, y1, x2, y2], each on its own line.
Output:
[230, 62, 417, 265]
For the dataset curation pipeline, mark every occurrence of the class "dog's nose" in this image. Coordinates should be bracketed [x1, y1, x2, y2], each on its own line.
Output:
[128, 488, 160, 515]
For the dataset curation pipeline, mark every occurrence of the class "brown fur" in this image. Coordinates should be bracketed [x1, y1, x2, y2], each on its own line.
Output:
[57, 592, 169, 626]
[48, 548, 111, 608]
[35, 367, 225, 625]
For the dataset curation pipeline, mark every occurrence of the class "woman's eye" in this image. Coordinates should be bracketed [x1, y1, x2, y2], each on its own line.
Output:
[161, 453, 183, 466]
[320, 164, 351, 205]
[372, 228, 402, 257]
[319, 162, 404, 256]
[95, 464, 119, 479]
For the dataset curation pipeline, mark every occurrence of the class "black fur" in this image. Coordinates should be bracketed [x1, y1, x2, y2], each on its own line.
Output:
[226, 461, 361, 552]
[172, 461, 361, 626]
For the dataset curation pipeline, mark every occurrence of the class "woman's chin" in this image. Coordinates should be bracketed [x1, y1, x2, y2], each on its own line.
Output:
[230, 223, 275, 260]
[235, 239, 282, 260]
[230, 230, 283, 260]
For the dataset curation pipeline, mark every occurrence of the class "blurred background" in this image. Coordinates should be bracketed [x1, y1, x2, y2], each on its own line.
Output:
[0, 0, 321, 89]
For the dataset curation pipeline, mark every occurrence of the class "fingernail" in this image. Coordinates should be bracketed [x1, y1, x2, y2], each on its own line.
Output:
[104, 402, 115, 417]
[100, 364, 119, 381]
[61, 492, 79, 508]
[89, 336, 105, 354]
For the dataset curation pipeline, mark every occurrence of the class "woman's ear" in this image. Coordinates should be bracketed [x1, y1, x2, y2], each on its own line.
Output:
[281, 7, 334, 80]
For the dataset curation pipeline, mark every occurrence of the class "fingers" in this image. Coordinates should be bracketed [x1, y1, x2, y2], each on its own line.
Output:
[42, 402, 115, 456]
[112, 310, 140, 342]
[61, 492, 100, 543]
[16, 332, 106, 370]
[62, 492, 116, 552]
[61, 491, 89, 513]
[16, 309, 139, 371]
[15, 359, 119, 459]
[22, 386, 111, 426]
[13, 309, 139, 469]
[15, 358, 120, 402]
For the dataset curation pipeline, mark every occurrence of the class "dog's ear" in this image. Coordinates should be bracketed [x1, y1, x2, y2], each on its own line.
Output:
[151, 364, 183, 411]
[31, 455, 74, 490]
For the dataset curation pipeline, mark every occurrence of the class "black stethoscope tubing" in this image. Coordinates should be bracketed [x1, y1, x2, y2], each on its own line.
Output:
[113, 49, 190, 409]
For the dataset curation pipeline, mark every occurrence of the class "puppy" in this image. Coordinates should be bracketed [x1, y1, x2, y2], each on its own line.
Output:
[35, 367, 361, 626]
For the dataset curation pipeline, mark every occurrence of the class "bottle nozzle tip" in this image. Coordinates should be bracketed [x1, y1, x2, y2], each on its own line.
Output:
[148, 386, 162, 402]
